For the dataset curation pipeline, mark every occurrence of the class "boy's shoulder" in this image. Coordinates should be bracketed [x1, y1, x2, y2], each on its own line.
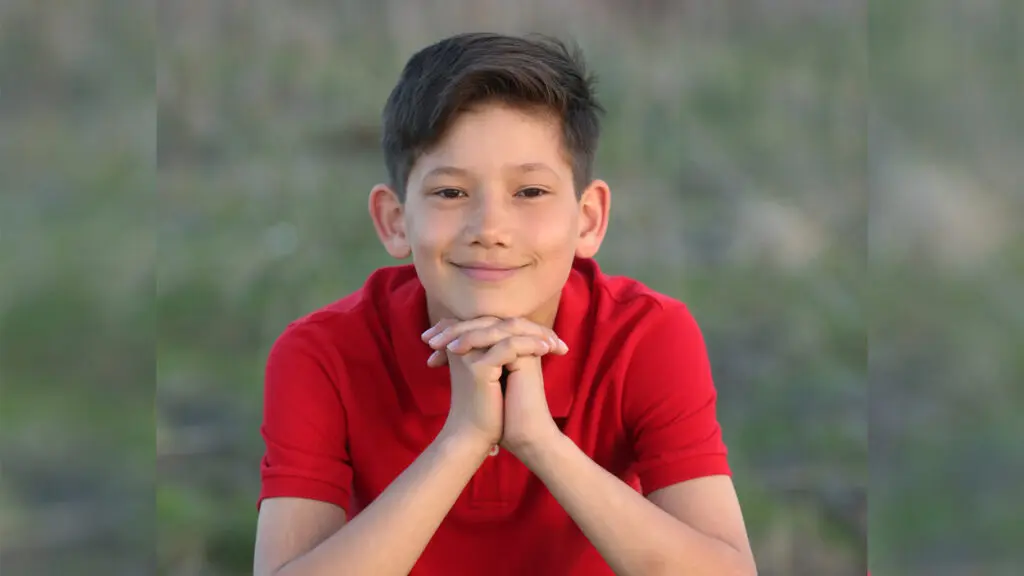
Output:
[565, 258, 702, 346]
[580, 257, 693, 316]
[269, 263, 420, 355]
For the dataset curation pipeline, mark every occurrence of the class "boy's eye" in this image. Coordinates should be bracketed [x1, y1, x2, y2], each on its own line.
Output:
[516, 187, 548, 198]
[434, 188, 466, 199]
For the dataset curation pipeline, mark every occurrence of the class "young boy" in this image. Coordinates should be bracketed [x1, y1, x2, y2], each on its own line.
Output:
[254, 33, 755, 576]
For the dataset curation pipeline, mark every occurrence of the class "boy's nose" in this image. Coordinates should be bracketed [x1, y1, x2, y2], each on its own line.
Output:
[466, 193, 512, 248]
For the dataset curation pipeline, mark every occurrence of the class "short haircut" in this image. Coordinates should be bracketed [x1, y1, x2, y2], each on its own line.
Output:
[381, 32, 603, 200]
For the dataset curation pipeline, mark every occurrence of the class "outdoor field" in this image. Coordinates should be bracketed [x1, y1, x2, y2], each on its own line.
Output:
[1, 1, 1021, 574]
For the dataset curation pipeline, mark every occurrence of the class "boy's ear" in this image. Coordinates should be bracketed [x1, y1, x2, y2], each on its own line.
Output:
[575, 179, 611, 259]
[368, 183, 412, 259]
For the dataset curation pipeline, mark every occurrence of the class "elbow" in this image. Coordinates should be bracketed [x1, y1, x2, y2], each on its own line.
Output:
[648, 549, 756, 576]
[713, 540, 757, 576]
[722, 552, 758, 576]
[719, 550, 757, 576]
[265, 559, 301, 576]
[736, 559, 758, 576]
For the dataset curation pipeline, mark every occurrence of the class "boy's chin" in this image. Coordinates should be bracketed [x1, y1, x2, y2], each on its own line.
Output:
[447, 300, 534, 322]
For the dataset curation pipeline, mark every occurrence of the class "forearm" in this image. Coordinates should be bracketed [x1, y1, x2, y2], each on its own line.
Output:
[519, 433, 752, 576]
[277, 426, 490, 576]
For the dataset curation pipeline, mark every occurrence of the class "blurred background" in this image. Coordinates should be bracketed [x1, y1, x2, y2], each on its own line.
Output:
[1, 0, 1021, 575]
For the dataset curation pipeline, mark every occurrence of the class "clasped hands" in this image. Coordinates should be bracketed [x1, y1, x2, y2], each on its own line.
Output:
[420, 316, 568, 459]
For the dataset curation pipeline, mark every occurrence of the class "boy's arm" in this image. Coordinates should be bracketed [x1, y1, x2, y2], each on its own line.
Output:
[254, 324, 495, 576]
[511, 302, 754, 575]
[255, 425, 492, 576]
[256, 320, 554, 576]
[517, 436, 755, 576]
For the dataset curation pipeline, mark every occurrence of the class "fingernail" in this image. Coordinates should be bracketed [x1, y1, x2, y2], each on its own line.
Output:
[429, 334, 443, 346]
[559, 338, 569, 351]
[446, 338, 460, 351]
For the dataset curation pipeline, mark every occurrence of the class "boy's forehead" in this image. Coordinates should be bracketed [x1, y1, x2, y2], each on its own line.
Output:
[411, 104, 572, 181]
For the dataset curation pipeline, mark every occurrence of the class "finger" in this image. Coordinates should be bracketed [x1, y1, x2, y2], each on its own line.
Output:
[496, 318, 569, 354]
[427, 316, 502, 349]
[426, 349, 449, 367]
[472, 336, 551, 369]
[421, 318, 459, 342]
[447, 320, 568, 355]
[446, 324, 516, 354]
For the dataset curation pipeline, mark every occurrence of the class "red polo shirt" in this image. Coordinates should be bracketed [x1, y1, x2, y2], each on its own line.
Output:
[259, 257, 730, 575]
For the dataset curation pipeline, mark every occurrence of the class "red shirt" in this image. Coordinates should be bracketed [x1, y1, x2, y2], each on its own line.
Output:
[259, 257, 730, 575]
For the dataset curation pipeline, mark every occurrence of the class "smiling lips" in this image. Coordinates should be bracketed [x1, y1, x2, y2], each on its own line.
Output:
[453, 262, 525, 281]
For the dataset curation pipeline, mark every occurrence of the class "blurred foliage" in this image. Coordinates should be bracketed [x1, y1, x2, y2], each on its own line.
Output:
[1, 1, 155, 574]
[0, 0, 1020, 575]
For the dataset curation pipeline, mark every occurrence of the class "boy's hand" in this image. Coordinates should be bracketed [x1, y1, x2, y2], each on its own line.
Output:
[422, 317, 568, 367]
[422, 317, 568, 457]
[427, 316, 555, 451]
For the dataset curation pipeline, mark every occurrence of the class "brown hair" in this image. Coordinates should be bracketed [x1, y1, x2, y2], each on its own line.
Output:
[381, 32, 604, 200]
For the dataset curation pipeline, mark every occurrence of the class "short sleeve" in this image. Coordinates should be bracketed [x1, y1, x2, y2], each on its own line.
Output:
[623, 302, 731, 495]
[257, 325, 353, 512]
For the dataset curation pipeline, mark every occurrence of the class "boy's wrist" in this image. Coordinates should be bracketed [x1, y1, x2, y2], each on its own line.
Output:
[436, 422, 498, 459]
[507, 427, 569, 471]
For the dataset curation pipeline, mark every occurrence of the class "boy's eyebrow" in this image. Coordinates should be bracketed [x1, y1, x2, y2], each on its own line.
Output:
[423, 165, 471, 179]
[510, 162, 559, 177]
[422, 163, 561, 180]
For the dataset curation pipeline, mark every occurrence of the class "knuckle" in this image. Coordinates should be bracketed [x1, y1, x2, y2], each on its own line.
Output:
[517, 336, 538, 351]
[497, 344, 518, 361]
[465, 329, 489, 345]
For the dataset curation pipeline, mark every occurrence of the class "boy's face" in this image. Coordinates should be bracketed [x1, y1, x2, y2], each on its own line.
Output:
[371, 102, 609, 326]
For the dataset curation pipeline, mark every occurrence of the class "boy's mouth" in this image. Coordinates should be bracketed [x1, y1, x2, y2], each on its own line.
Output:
[451, 262, 526, 282]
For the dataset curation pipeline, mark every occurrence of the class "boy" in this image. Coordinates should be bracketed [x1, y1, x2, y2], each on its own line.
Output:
[254, 33, 755, 576]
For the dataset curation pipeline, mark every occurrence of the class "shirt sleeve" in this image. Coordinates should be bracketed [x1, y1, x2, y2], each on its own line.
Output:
[257, 324, 353, 513]
[623, 301, 731, 495]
